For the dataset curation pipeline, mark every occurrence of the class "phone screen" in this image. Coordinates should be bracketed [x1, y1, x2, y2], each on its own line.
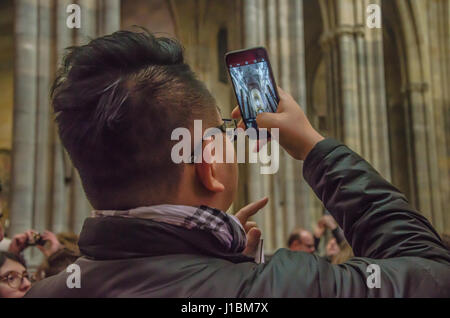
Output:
[226, 48, 279, 130]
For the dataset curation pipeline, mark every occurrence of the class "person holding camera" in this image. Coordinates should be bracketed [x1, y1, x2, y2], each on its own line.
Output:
[8, 230, 62, 257]
[25, 30, 449, 298]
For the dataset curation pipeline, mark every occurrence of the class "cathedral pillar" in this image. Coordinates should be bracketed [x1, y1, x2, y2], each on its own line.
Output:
[319, 0, 391, 179]
[10, 0, 121, 245]
[10, 0, 39, 236]
[243, 0, 312, 252]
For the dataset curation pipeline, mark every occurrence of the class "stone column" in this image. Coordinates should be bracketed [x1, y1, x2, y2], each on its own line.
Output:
[11, 0, 121, 238]
[425, 0, 450, 233]
[9, 0, 39, 236]
[51, 0, 73, 233]
[33, 0, 53, 234]
[243, 0, 271, 249]
[98, 0, 121, 35]
[287, 0, 315, 231]
[394, 0, 445, 234]
[266, 0, 283, 251]
[243, 0, 311, 252]
[319, 0, 391, 178]
[404, 83, 435, 224]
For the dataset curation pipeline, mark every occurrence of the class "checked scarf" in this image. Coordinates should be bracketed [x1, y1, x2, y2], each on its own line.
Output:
[93, 204, 247, 253]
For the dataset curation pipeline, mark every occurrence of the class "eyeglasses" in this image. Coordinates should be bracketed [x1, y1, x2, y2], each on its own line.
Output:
[189, 118, 238, 164]
[217, 118, 239, 136]
[0, 271, 30, 289]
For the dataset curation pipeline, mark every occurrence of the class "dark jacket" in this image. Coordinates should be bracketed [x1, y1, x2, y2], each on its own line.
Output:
[26, 139, 450, 297]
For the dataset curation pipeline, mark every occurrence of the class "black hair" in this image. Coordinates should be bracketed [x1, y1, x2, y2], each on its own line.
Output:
[52, 29, 218, 209]
[0, 252, 26, 269]
[287, 233, 301, 247]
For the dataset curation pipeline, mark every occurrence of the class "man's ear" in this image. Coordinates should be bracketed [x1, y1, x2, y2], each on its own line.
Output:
[195, 160, 225, 193]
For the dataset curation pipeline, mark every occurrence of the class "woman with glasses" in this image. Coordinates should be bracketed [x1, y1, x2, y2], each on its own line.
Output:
[0, 252, 31, 298]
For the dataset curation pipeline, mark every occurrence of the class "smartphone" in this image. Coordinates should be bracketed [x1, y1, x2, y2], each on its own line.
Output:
[225, 47, 279, 132]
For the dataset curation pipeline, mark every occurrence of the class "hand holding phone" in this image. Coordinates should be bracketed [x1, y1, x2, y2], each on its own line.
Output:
[232, 87, 324, 161]
[226, 47, 279, 133]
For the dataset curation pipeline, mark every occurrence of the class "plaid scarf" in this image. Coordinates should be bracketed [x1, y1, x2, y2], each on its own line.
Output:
[93, 205, 247, 253]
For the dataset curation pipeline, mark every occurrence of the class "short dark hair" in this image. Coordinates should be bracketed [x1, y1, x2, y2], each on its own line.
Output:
[287, 228, 309, 247]
[287, 232, 301, 247]
[0, 252, 26, 269]
[52, 29, 218, 209]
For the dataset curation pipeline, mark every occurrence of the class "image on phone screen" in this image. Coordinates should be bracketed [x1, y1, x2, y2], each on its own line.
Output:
[228, 58, 279, 130]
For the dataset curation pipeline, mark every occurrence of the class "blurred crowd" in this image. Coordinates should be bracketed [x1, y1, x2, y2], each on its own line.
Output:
[0, 180, 80, 298]
[287, 214, 353, 264]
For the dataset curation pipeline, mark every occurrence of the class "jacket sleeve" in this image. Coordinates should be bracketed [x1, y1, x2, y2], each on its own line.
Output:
[303, 139, 449, 263]
[245, 139, 450, 297]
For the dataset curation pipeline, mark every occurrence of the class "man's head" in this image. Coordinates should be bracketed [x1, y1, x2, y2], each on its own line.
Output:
[52, 29, 238, 211]
[287, 228, 315, 253]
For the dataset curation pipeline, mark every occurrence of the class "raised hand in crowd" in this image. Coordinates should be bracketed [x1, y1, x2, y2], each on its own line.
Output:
[36, 231, 62, 257]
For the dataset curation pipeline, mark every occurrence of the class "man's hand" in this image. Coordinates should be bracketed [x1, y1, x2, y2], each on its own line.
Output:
[232, 87, 324, 161]
[321, 215, 338, 230]
[8, 229, 36, 255]
[36, 231, 62, 257]
[235, 197, 269, 257]
[314, 220, 326, 238]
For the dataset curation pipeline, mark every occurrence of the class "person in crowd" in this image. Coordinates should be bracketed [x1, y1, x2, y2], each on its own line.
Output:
[287, 228, 316, 253]
[26, 30, 450, 297]
[7, 229, 80, 281]
[325, 238, 340, 260]
[0, 252, 31, 298]
[288, 215, 350, 262]
[330, 241, 354, 265]
[313, 214, 345, 250]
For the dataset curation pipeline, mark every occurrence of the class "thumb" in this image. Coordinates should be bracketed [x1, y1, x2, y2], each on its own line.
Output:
[243, 227, 262, 257]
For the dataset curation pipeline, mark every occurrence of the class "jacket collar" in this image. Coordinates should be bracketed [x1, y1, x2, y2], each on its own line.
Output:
[78, 216, 254, 264]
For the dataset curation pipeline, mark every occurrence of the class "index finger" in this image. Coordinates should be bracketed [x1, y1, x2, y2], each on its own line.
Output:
[231, 106, 246, 129]
[235, 197, 269, 225]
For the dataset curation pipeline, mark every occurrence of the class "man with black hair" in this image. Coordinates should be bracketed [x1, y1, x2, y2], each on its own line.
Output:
[26, 30, 450, 297]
